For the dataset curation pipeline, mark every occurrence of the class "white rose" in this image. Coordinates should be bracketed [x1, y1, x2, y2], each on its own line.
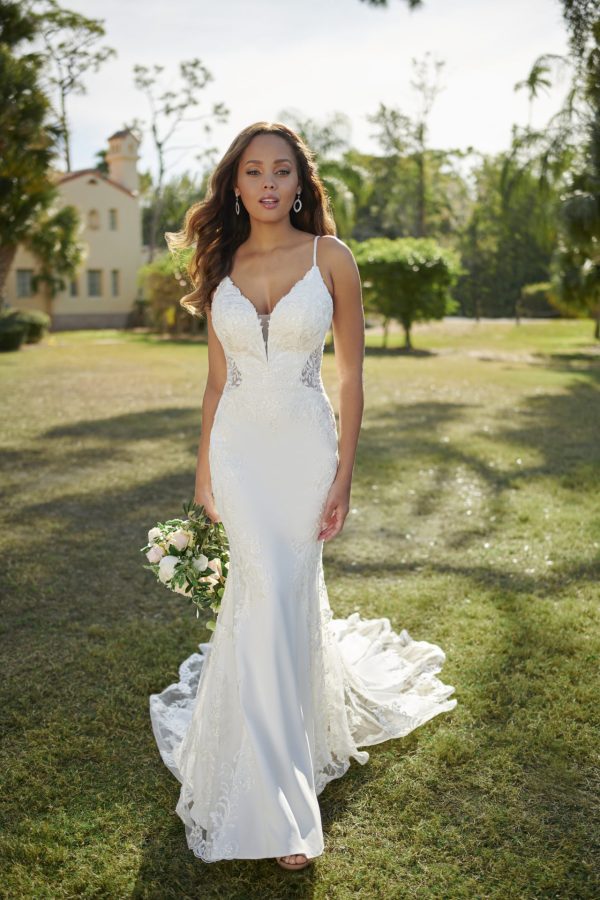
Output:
[158, 555, 179, 584]
[169, 529, 192, 551]
[146, 544, 165, 563]
[199, 574, 218, 587]
[173, 582, 192, 596]
[148, 527, 162, 544]
[207, 557, 222, 577]
[192, 553, 209, 573]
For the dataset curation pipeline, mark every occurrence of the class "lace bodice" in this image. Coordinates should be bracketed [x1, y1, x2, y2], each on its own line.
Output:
[211, 235, 333, 388]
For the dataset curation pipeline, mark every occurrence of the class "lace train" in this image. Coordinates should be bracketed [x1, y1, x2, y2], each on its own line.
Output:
[149, 585, 457, 861]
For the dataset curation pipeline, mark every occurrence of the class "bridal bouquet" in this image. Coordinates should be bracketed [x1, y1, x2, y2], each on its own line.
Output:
[141, 500, 229, 631]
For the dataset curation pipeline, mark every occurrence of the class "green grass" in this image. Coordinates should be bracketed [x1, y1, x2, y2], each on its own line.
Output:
[1, 318, 598, 899]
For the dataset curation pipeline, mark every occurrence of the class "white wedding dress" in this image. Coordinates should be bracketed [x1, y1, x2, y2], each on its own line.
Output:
[149, 234, 457, 862]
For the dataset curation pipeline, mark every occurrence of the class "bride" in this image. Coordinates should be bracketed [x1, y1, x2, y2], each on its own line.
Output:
[149, 121, 457, 872]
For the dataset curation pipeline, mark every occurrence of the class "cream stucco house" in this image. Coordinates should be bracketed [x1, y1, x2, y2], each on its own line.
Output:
[5, 128, 145, 329]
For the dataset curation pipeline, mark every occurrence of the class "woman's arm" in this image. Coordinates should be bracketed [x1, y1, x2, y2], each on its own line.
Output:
[318, 238, 365, 542]
[194, 306, 227, 522]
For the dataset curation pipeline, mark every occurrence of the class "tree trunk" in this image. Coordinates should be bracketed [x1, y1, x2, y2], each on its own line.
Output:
[415, 126, 426, 238]
[403, 324, 412, 350]
[382, 317, 389, 348]
[42, 283, 53, 318]
[60, 87, 71, 173]
[595, 309, 600, 341]
[0, 244, 18, 310]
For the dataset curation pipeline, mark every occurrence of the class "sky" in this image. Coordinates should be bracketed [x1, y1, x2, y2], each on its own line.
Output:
[58, 0, 571, 180]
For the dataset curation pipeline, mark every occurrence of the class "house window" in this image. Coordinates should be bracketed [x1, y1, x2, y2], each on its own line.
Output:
[70, 278, 79, 297]
[111, 269, 119, 296]
[109, 208, 118, 230]
[87, 270, 102, 297]
[16, 269, 34, 297]
[88, 209, 100, 230]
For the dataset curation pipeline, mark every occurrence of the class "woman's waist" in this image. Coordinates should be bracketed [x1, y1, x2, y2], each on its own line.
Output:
[214, 384, 336, 428]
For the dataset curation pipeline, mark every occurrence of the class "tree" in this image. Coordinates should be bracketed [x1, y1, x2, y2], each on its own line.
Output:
[0, 1, 62, 306]
[26, 203, 84, 315]
[550, 6, 600, 337]
[352, 236, 461, 348]
[141, 170, 209, 249]
[456, 146, 561, 319]
[139, 248, 202, 336]
[409, 51, 446, 237]
[275, 110, 371, 239]
[514, 56, 559, 128]
[32, 0, 116, 172]
[365, 56, 474, 243]
[133, 60, 229, 261]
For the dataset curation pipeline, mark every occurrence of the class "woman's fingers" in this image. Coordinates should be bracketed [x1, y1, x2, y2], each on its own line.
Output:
[319, 506, 343, 541]
[195, 492, 221, 523]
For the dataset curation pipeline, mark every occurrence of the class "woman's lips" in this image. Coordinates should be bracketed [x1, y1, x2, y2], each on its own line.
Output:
[260, 199, 279, 208]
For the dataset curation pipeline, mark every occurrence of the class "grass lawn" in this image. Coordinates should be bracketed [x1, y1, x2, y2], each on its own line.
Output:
[0, 318, 598, 899]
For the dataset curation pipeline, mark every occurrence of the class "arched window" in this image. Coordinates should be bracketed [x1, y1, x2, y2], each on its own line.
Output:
[88, 209, 100, 230]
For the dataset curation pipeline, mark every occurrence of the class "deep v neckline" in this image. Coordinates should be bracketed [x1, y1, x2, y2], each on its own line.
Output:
[224, 234, 325, 322]
[225, 264, 321, 322]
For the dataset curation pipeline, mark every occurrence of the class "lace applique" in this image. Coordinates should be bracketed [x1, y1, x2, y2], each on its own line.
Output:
[184, 732, 256, 861]
[225, 354, 242, 388]
[300, 346, 322, 389]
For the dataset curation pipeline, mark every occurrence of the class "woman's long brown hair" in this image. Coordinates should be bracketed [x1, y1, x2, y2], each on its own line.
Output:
[165, 121, 337, 318]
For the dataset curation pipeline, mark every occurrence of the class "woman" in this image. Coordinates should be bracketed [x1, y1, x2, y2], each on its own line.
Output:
[149, 121, 457, 872]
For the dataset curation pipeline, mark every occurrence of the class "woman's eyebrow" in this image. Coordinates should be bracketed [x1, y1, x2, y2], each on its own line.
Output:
[243, 158, 292, 165]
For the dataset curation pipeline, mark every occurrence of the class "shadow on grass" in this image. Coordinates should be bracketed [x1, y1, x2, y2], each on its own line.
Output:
[2, 344, 599, 896]
[364, 345, 436, 358]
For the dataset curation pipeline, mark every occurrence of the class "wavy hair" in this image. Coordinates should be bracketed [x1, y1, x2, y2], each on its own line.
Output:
[165, 121, 337, 318]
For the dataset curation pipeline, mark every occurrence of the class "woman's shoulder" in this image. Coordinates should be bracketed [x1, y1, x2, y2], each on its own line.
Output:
[317, 234, 357, 272]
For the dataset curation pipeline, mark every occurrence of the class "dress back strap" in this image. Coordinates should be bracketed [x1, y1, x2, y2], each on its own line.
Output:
[313, 234, 320, 267]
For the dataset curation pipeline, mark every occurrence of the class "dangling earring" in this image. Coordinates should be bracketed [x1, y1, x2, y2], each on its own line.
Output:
[293, 190, 302, 213]
[235, 193, 240, 215]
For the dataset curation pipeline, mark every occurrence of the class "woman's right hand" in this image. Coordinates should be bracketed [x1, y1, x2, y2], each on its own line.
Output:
[195, 483, 221, 523]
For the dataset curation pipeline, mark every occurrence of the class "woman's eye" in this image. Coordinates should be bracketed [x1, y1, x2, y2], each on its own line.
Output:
[245, 169, 291, 176]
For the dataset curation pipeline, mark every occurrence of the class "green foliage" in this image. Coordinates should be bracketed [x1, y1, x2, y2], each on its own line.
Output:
[351, 236, 461, 347]
[0, 306, 51, 343]
[0, 317, 26, 351]
[0, 1, 78, 312]
[456, 151, 560, 319]
[550, 239, 600, 322]
[26, 203, 84, 303]
[518, 282, 561, 318]
[549, 10, 600, 336]
[138, 249, 202, 334]
[0, 8, 61, 250]
[141, 171, 208, 248]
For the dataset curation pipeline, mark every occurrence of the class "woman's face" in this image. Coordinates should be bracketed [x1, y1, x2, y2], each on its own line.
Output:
[235, 133, 300, 221]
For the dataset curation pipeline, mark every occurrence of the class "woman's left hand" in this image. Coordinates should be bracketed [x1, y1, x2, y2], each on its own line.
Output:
[318, 477, 351, 542]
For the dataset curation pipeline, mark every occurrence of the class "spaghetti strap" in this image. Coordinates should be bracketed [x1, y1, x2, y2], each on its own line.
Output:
[313, 234, 319, 267]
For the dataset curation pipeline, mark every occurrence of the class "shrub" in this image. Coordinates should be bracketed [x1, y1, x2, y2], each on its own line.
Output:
[0, 307, 51, 343]
[0, 319, 27, 352]
[350, 237, 463, 349]
[517, 282, 561, 319]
